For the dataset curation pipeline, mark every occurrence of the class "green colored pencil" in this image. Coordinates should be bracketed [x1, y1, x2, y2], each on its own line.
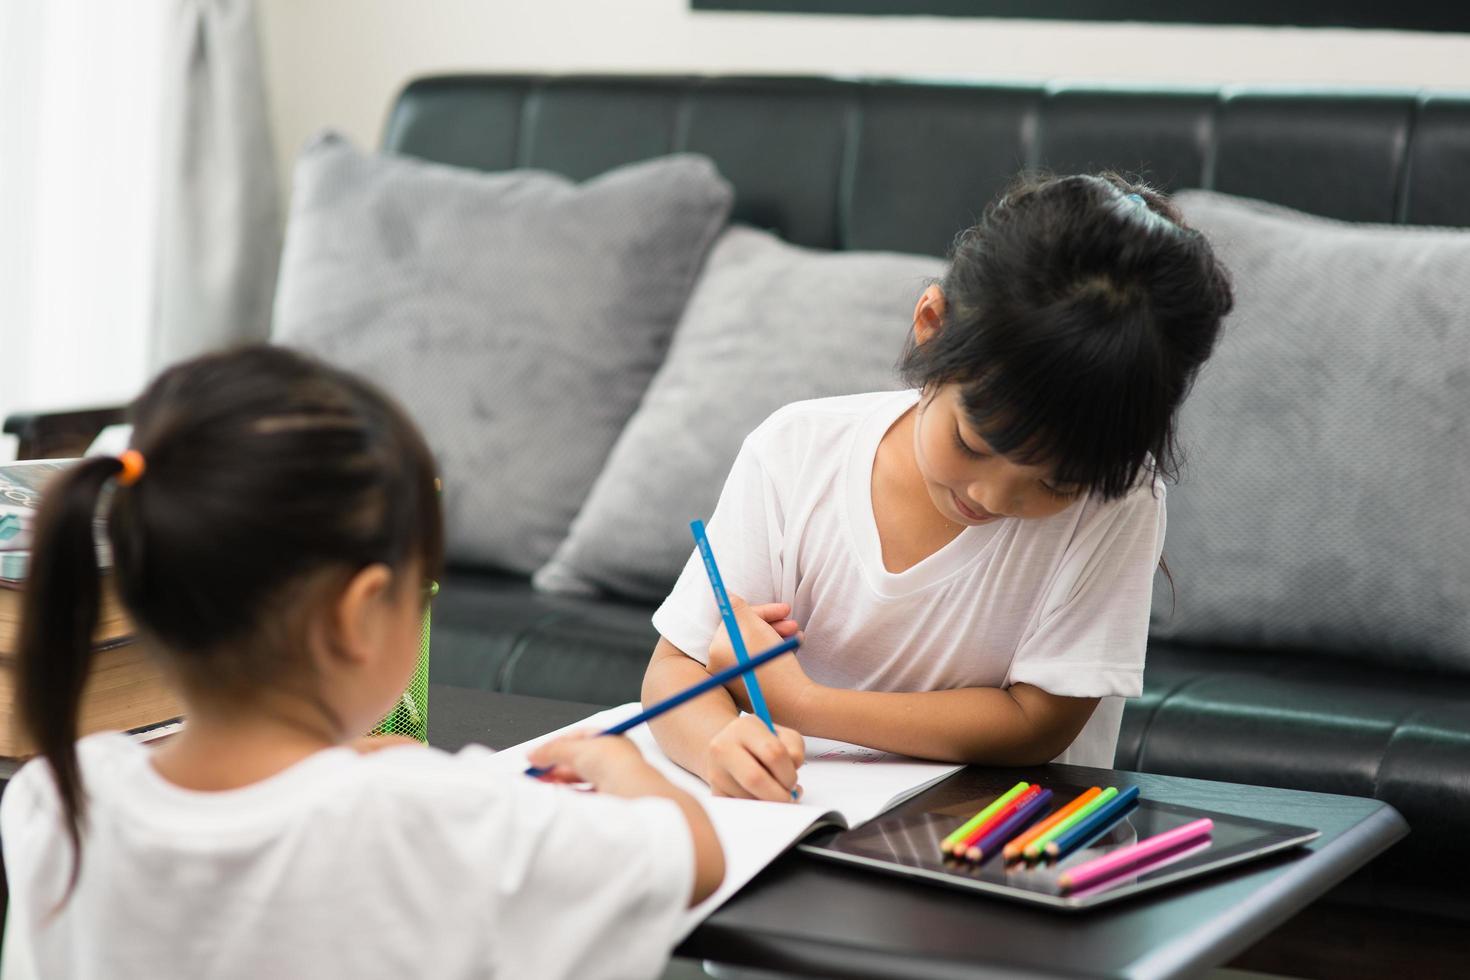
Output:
[941, 782, 1029, 855]
[1023, 786, 1118, 860]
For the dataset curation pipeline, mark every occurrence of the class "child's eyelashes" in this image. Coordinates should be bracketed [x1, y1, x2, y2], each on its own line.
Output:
[953, 423, 1080, 500]
[952, 427, 990, 460]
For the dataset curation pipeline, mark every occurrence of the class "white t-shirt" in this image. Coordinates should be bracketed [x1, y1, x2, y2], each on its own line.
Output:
[0, 734, 692, 980]
[652, 390, 1166, 768]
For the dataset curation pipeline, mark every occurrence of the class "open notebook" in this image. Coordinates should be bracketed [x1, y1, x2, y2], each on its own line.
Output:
[483, 702, 963, 937]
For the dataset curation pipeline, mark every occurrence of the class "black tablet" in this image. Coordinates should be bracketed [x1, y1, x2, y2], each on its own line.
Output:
[798, 772, 1320, 910]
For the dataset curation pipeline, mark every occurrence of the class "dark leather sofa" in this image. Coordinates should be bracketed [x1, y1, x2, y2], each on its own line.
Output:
[8, 74, 1468, 969]
[394, 75, 1470, 955]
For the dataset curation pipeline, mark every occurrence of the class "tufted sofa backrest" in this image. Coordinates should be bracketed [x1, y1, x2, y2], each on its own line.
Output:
[384, 75, 1470, 257]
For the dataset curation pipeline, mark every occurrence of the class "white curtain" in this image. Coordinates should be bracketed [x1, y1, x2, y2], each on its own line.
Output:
[153, 0, 280, 369]
[0, 1, 167, 457]
[0, 0, 278, 460]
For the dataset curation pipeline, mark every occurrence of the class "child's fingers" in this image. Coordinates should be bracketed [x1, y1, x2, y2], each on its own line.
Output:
[526, 730, 597, 772]
[707, 718, 798, 802]
[734, 716, 800, 798]
[534, 765, 586, 784]
[732, 595, 786, 627]
[724, 750, 796, 802]
[771, 619, 800, 638]
[729, 595, 792, 651]
[747, 731, 799, 791]
[775, 724, 806, 768]
[745, 600, 792, 623]
[708, 767, 756, 800]
[525, 754, 583, 783]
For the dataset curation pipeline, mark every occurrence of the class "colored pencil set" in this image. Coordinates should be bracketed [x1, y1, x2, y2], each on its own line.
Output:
[939, 783, 1213, 891]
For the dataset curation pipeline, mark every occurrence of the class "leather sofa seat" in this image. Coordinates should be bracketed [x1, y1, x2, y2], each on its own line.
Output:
[431, 567, 659, 704]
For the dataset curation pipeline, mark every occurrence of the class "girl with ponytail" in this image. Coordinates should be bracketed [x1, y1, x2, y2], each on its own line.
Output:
[2, 346, 722, 980]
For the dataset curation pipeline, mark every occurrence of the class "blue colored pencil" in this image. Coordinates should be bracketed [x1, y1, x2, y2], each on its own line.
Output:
[963, 788, 1054, 862]
[690, 519, 777, 735]
[524, 635, 801, 778]
[1044, 785, 1142, 861]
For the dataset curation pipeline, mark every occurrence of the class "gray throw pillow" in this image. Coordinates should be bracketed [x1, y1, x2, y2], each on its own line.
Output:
[272, 134, 733, 574]
[1154, 190, 1470, 672]
[534, 225, 945, 601]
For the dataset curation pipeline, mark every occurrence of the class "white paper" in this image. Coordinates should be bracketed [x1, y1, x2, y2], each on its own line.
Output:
[481, 703, 962, 937]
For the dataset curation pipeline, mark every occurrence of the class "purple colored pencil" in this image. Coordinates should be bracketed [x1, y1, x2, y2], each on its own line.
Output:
[964, 787, 1054, 862]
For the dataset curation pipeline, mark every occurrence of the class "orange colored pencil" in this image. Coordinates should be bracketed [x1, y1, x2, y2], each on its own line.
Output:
[1003, 786, 1103, 862]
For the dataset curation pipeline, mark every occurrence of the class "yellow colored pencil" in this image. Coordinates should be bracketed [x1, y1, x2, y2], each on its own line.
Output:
[1003, 786, 1102, 862]
[940, 782, 1028, 855]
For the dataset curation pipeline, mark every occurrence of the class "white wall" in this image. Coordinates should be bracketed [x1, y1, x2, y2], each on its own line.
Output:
[257, 0, 1470, 199]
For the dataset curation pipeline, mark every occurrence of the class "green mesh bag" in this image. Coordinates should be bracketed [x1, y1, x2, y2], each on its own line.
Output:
[369, 581, 436, 742]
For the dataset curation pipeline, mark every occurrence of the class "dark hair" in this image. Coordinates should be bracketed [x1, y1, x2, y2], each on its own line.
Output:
[901, 172, 1234, 501]
[16, 346, 444, 899]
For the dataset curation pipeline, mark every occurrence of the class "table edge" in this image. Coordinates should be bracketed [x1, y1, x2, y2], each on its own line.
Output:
[679, 801, 1408, 980]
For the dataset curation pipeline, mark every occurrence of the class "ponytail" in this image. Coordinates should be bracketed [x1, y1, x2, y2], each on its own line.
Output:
[15, 454, 125, 898]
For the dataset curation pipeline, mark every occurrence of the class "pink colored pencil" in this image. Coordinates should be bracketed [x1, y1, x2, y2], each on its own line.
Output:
[1058, 818, 1214, 892]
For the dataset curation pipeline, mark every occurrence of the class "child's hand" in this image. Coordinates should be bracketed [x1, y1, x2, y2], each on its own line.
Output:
[708, 595, 815, 721]
[705, 714, 805, 802]
[527, 731, 663, 796]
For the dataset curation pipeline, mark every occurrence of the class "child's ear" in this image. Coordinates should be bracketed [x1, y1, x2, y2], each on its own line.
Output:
[913, 284, 947, 347]
[322, 563, 394, 668]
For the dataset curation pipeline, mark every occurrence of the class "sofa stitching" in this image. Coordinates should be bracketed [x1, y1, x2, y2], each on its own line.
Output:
[1371, 704, 1434, 804]
[515, 79, 544, 169]
[1132, 672, 1213, 773]
[671, 80, 696, 152]
[1019, 89, 1041, 171]
[1395, 95, 1425, 223]
[494, 610, 575, 693]
[834, 90, 861, 250]
[1200, 91, 1222, 191]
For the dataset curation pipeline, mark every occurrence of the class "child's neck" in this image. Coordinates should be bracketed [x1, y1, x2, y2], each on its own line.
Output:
[149, 693, 342, 792]
[872, 405, 966, 574]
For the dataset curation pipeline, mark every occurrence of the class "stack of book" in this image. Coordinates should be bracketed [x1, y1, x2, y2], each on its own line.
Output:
[1, 460, 183, 766]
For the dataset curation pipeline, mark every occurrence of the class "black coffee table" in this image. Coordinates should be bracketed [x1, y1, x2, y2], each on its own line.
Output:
[429, 685, 1408, 980]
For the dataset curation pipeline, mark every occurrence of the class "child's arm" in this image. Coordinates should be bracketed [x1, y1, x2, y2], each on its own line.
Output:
[643, 614, 806, 803]
[527, 733, 725, 906]
[644, 637, 741, 775]
[793, 684, 1097, 765]
[708, 597, 1099, 765]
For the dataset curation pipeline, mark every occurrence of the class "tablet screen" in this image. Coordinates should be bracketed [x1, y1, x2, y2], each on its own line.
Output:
[799, 772, 1319, 910]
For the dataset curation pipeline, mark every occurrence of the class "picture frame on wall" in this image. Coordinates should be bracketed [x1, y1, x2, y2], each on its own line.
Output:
[690, 1, 1470, 33]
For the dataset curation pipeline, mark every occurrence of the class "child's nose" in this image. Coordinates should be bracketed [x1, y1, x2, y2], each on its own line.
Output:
[967, 478, 1024, 518]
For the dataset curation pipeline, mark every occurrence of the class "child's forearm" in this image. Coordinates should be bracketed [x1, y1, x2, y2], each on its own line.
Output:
[666, 789, 726, 906]
[643, 638, 741, 782]
[796, 683, 1098, 765]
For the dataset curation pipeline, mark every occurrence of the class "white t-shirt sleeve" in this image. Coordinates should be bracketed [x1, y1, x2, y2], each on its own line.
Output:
[0, 763, 60, 980]
[451, 749, 695, 979]
[652, 431, 785, 665]
[1006, 481, 1167, 699]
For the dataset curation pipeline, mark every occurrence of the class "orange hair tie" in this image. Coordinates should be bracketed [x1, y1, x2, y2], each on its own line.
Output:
[116, 450, 146, 487]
